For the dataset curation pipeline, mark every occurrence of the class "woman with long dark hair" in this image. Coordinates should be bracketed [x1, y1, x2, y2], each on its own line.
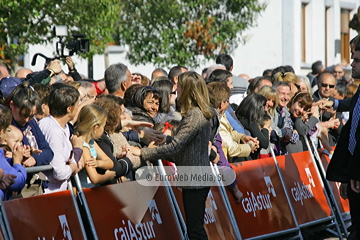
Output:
[235, 93, 270, 160]
[131, 71, 215, 239]
[151, 80, 180, 123]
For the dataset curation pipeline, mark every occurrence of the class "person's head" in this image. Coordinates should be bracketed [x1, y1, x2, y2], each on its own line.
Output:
[76, 104, 107, 140]
[94, 95, 124, 134]
[272, 81, 291, 108]
[3, 82, 40, 126]
[271, 65, 295, 83]
[215, 53, 233, 72]
[206, 64, 226, 81]
[333, 81, 347, 100]
[151, 76, 170, 84]
[32, 83, 53, 119]
[351, 37, 360, 79]
[132, 73, 150, 86]
[259, 114, 272, 129]
[333, 65, 344, 80]
[104, 63, 131, 97]
[151, 68, 168, 80]
[235, 93, 267, 124]
[350, 35, 360, 57]
[262, 69, 273, 77]
[168, 66, 188, 89]
[124, 84, 143, 108]
[177, 71, 214, 119]
[295, 75, 312, 95]
[288, 92, 313, 118]
[201, 68, 208, 79]
[238, 74, 250, 82]
[253, 76, 272, 93]
[257, 85, 279, 116]
[207, 69, 233, 89]
[15, 68, 33, 79]
[48, 85, 80, 121]
[273, 72, 299, 97]
[311, 61, 324, 75]
[79, 81, 97, 100]
[151, 80, 175, 113]
[345, 83, 358, 99]
[3, 125, 23, 151]
[0, 77, 22, 100]
[317, 73, 336, 99]
[0, 105, 12, 142]
[0, 63, 9, 79]
[207, 82, 231, 115]
[132, 86, 162, 118]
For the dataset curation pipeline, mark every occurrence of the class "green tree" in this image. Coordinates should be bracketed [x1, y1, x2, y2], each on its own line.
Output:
[0, 0, 121, 73]
[118, 0, 266, 68]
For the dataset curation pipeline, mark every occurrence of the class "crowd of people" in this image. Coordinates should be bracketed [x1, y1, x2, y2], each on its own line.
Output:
[0, 34, 360, 239]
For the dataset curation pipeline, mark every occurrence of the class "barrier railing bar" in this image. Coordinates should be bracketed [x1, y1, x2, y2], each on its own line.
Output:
[72, 174, 98, 240]
[0, 198, 12, 240]
[298, 216, 335, 228]
[246, 227, 301, 240]
[25, 164, 52, 173]
[156, 160, 186, 240]
[269, 147, 304, 240]
[304, 139, 345, 239]
[211, 163, 242, 240]
[68, 179, 88, 240]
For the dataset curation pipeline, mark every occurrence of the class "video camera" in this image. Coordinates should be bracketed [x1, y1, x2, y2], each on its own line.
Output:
[31, 26, 90, 68]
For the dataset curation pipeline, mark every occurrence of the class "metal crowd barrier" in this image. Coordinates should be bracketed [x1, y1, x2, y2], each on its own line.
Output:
[0, 144, 352, 240]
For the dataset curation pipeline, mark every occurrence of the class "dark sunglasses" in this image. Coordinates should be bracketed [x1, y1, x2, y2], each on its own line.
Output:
[294, 83, 301, 90]
[321, 83, 335, 88]
[171, 91, 176, 95]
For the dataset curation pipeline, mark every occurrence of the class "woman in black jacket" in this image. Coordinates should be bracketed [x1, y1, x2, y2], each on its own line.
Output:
[235, 93, 270, 160]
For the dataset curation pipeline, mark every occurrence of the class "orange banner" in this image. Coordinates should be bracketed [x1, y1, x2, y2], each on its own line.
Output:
[4, 190, 86, 239]
[83, 181, 182, 240]
[318, 148, 350, 213]
[277, 151, 332, 225]
[229, 157, 296, 239]
[172, 186, 238, 240]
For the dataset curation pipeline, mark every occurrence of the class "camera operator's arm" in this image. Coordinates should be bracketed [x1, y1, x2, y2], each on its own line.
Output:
[25, 60, 62, 85]
[66, 57, 82, 81]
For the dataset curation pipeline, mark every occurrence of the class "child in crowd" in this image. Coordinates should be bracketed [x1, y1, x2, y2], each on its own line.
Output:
[75, 104, 116, 188]
[154, 121, 180, 175]
[258, 114, 272, 158]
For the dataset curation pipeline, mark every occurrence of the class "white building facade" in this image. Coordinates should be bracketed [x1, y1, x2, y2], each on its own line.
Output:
[23, 0, 360, 79]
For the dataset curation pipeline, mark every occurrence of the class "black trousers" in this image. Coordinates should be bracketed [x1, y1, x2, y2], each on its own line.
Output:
[348, 183, 360, 240]
[182, 187, 210, 240]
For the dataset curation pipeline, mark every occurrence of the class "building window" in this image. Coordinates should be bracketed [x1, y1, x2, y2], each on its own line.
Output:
[341, 9, 350, 65]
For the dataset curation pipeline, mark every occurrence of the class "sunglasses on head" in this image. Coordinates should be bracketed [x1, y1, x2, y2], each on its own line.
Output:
[321, 83, 335, 88]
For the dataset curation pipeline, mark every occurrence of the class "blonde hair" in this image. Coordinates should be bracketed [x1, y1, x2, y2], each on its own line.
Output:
[75, 104, 107, 138]
[65, 81, 81, 89]
[273, 72, 298, 84]
[257, 85, 279, 116]
[177, 71, 214, 119]
[296, 75, 312, 95]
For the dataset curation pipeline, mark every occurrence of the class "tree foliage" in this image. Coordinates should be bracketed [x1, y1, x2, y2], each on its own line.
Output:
[118, 0, 266, 68]
[0, 0, 121, 72]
